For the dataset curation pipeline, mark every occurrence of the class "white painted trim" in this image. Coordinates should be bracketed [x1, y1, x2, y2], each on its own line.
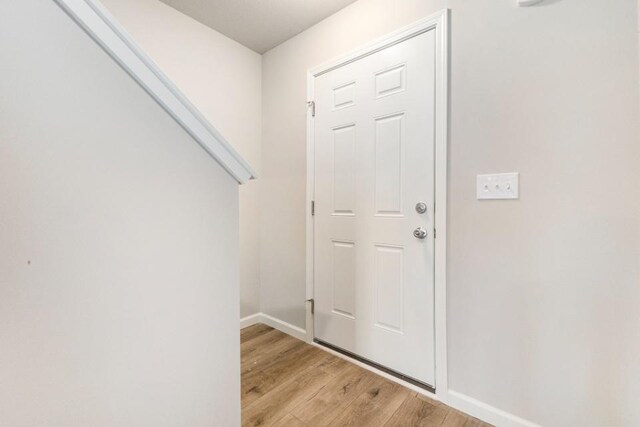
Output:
[305, 74, 316, 344]
[517, 0, 544, 6]
[259, 313, 307, 341]
[305, 299, 315, 344]
[239, 313, 307, 341]
[433, 9, 450, 403]
[53, 0, 256, 184]
[308, 10, 448, 77]
[239, 316, 542, 427]
[240, 313, 261, 329]
[447, 391, 542, 427]
[305, 9, 450, 400]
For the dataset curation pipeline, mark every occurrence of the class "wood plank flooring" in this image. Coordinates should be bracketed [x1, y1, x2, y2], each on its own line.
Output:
[241, 324, 492, 427]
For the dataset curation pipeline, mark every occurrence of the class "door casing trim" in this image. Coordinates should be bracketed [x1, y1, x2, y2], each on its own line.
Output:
[305, 9, 450, 402]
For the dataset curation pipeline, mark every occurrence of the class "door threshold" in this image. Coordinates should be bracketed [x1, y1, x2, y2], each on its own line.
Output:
[314, 339, 435, 394]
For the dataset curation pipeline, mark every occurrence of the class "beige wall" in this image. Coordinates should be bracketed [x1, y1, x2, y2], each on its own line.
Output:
[102, 0, 263, 318]
[447, 1, 639, 425]
[261, 0, 640, 425]
[261, 0, 445, 328]
[0, 0, 241, 424]
[3, 0, 637, 424]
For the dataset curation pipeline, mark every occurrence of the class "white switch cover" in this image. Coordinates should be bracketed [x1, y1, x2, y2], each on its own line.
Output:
[477, 173, 519, 200]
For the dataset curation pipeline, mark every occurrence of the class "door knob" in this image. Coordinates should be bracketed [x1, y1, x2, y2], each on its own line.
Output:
[413, 227, 427, 239]
[415, 202, 427, 214]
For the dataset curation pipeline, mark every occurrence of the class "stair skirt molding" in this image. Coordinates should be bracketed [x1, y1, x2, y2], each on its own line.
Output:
[241, 312, 541, 427]
[53, 0, 256, 184]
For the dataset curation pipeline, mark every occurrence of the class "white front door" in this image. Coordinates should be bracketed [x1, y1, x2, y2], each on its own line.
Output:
[313, 29, 436, 387]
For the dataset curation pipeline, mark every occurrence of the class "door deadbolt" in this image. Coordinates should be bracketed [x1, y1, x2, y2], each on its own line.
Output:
[415, 202, 427, 214]
[413, 227, 428, 239]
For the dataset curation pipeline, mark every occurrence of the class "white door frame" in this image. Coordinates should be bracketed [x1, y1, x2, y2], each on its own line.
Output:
[305, 10, 449, 401]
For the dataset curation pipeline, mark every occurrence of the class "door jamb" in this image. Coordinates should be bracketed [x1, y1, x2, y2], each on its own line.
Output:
[305, 9, 450, 402]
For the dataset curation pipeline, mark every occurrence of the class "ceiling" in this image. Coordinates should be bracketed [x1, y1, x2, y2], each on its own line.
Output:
[159, 0, 359, 54]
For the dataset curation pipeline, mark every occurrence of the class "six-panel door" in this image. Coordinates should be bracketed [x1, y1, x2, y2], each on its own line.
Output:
[313, 29, 437, 386]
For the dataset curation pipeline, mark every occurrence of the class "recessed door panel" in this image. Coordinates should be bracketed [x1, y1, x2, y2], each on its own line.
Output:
[374, 244, 404, 334]
[332, 241, 356, 319]
[333, 82, 356, 110]
[375, 64, 406, 98]
[374, 113, 404, 216]
[332, 124, 356, 216]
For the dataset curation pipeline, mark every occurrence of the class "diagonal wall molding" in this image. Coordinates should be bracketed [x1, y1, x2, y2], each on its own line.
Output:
[53, 0, 256, 184]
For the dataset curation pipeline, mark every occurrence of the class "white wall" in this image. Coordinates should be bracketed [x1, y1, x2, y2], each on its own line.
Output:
[0, 0, 241, 425]
[101, 0, 263, 319]
[261, 0, 640, 425]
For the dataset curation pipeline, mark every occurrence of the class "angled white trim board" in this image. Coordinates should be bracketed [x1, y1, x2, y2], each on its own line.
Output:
[518, 0, 543, 6]
[306, 8, 450, 400]
[53, 0, 256, 184]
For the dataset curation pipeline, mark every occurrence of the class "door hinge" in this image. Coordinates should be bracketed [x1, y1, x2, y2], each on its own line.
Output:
[434, 228, 436, 239]
[307, 100, 315, 117]
[307, 298, 315, 314]
[311, 200, 315, 216]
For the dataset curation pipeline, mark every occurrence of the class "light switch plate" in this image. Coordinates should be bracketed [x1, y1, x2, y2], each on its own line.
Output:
[477, 173, 519, 200]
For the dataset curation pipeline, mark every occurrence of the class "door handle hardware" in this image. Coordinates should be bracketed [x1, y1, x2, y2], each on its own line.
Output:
[415, 202, 427, 214]
[413, 227, 427, 239]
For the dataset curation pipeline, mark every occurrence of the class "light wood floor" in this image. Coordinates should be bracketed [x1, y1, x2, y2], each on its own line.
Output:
[241, 324, 491, 427]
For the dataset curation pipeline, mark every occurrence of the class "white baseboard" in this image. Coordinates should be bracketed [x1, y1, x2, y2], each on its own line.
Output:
[239, 313, 261, 329]
[259, 313, 307, 341]
[239, 312, 307, 341]
[239, 314, 538, 427]
[447, 390, 541, 427]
